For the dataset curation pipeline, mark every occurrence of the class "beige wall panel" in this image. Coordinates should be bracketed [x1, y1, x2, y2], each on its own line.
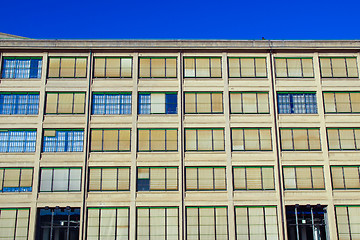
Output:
[87, 193, 131, 203]
[284, 192, 328, 201]
[88, 153, 132, 163]
[90, 116, 132, 124]
[0, 194, 33, 204]
[136, 193, 181, 203]
[280, 152, 324, 161]
[233, 192, 278, 201]
[92, 80, 133, 89]
[185, 153, 227, 162]
[184, 192, 228, 202]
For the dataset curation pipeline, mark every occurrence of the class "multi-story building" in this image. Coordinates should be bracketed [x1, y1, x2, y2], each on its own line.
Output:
[0, 33, 359, 240]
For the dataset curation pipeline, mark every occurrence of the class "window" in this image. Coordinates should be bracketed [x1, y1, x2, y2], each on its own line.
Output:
[137, 207, 178, 240]
[320, 57, 358, 78]
[335, 206, 360, 240]
[42, 129, 84, 152]
[48, 57, 87, 78]
[275, 58, 314, 78]
[139, 57, 177, 78]
[228, 57, 267, 78]
[277, 92, 317, 114]
[1, 57, 42, 79]
[0, 168, 33, 192]
[0, 129, 36, 153]
[231, 128, 272, 151]
[138, 129, 177, 152]
[327, 128, 360, 151]
[185, 128, 225, 151]
[233, 166, 274, 190]
[280, 128, 321, 151]
[36, 207, 80, 240]
[184, 57, 222, 78]
[138, 92, 177, 114]
[0, 92, 39, 115]
[185, 167, 226, 191]
[87, 207, 129, 240]
[137, 167, 178, 191]
[94, 57, 132, 78]
[92, 92, 131, 115]
[186, 206, 228, 240]
[230, 92, 269, 114]
[0, 208, 29, 240]
[184, 92, 223, 114]
[45, 92, 86, 114]
[88, 167, 130, 191]
[235, 206, 278, 240]
[39, 167, 81, 192]
[283, 166, 325, 190]
[323, 92, 360, 113]
[331, 166, 360, 190]
[90, 129, 131, 152]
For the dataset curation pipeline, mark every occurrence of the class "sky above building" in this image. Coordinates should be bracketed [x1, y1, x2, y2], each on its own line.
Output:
[1, 0, 359, 40]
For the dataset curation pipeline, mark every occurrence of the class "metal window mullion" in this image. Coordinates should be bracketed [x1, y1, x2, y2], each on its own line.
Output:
[149, 58, 152, 78]
[73, 58, 77, 78]
[212, 168, 216, 190]
[214, 208, 217, 240]
[117, 130, 120, 151]
[330, 59, 334, 78]
[245, 167, 248, 190]
[300, 59, 304, 78]
[196, 168, 199, 191]
[255, 93, 259, 114]
[148, 208, 151, 240]
[260, 167, 264, 190]
[345, 58, 349, 78]
[165, 129, 167, 151]
[13, 208, 18, 239]
[196, 130, 198, 151]
[243, 129, 246, 151]
[210, 93, 213, 113]
[247, 208, 250, 240]
[116, 168, 119, 191]
[98, 209, 101, 240]
[263, 207, 267, 240]
[258, 129, 261, 151]
[100, 168, 103, 191]
[1, 169, 4, 192]
[67, 168, 71, 191]
[211, 129, 214, 151]
[71, 93, 75, 114]
[346, 207, 352, 240]
[240, 93, 244, 113]
[149, 130, 152, 151]
[51, 168, 54, 192]
[333, 93, 338, 113]
[310, 167, 314, 189]
[165, 208, 168, 239]
[209, 58, 212, 78]
[285, 59, 289, 77]
[239, 58, 242, 78]
[348, 93, 354, 113]
[353, 129, 357, 150]
[291, 129, 295, 150]
[101, 130, 104, 152]
[194, 58, 197, 78]
[294, 167, 298, 189]
[115, 208, 118, 240]
[306, 129, 311, 151]
[164, 58, 167, 78]
[18, 169, 22, 191]
[253, 58, 257, 78]
[165, 167, 168, 190]
[58, 58, 62, 77]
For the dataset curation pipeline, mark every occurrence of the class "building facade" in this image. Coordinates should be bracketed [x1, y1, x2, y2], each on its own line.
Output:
[0, 38, 359, 240]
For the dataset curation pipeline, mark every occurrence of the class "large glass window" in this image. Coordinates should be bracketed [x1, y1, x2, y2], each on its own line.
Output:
[230, 92, 269, 114]
[0, 208, 29, 240]
[280, 128, 321, 151]
[275, 58, 314, 78]
[0, 92, 39, 115]
[39, 168, 81, 192]
[233, 166, 274, 190]
[1, 57, 42, 79]
[184, 57, 222, 78]
[320, 57, 358, 78]
[42, 129, 84, 152]
[323, 92, 360, 113]
[184, 92, 223, 114]
[283, 166, 325, 190]
[88, 167, 130, 191]
[48, 57, 87, 78]
[185, 167, 226, 191]
[231, 128, 272, 151]
[277, 92, 317, 114]
[228, 57, 267, 78]
[138, 129, 177, 152]
[185, 128, 225, 151]
[87, 207, 129, 240]
[93, 57, 132, 78]
[0, 168, 33, 192]
[45, 92, 85, 114]
[0, 129, 36, 153]
[331, 166, 360, 189]
[327, 128, 360, 151]
[139, 57, 177, 78]
[90, 129, 131, 152]
[92, 92, 131, 115]
[137, 167, 178, 191]
[335, 206, 360, 240]
[138, 92, 177, 114]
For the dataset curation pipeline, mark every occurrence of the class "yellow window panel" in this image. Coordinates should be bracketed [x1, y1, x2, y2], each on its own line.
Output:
[331, 167, 345, 189]
[343, 167, 360, 189]
[139, 58, 150, 78]
[75, 58, 87, 77]
[166, 58, 177, 78]
[20, 169, 32, 187]
[260, 129, 272, 150]
[103, 130, 119, 151]
[346, 58, 358, 77]
[58, 93, 74, 113]
[198, 168, 213, 190]
[45, 94, 58, 114]
[185, 129, 197, 151]
[119, 129, 131, 151]
[166, 130, 178, 151]
[319, 58, 332, 78]
[185, 93, 196, 113]
[280, 129, 293, 150]
[48, 58, 60, 77]
[214, 168, 226, 190]
[335, 93, 351, 113]
[327, 129, 340, 150]
[121, 58, 132, 77]
[257, 93, 269, 113]
[91, 130, 103, 151]
[230, 93, 242, 113]
[308, 129, 321, 150]
[283, 167, 296, 189]
[302, 59, 314, 77]
[339, 129, 355, 150]
[262, 168, 274, 189]
[242, 93, 257, 113]
[292, 129, 309, 150]
[196, 58, 210, 77]
[287, 59, 302, 77]
[101, 168, 117, 190]
[197, 130, 212, 151]
[232, 129, 244, 151]
[275, 59, 287, 77]
[312, 167, 325, 189]
[4, 169, 20, 188]
[323, 93, 336, 113]
[332, 58, 347, 77]
[73, 93, 85, 114]
[213, 129, 224, 151]
[166, 168, 178, 190]
[60, 58, 75, 77]
[94, 58, 105, 77]
[138, 130, 150, 151]
[186, 168, 198, 190]
[184, 58, 195, 77]
[246, 168, 262, 190]
[296, 167, 312, 189]
[244, 129, 260, 150]
[150, 130, 165, 151]
[210, 58, 222, 77]
[228, 58, 240, 77]
[151, 58, 166, 78]
[255, 58, 267, 77]
[240, 58, 255, 77]
[350, 92, 360, 112]
[212, 93, 223, 113]
[118, 168, 130, 190]
[150, 168, 165, 190]
[106, 58, 121, 77]
[197, 93, 211, 113]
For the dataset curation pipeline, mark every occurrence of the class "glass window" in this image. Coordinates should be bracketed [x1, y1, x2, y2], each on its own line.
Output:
[230, 92, 269, 114]
[48, 57, 87, 78]
[90, 129, 131, 152]
[0, 168, 33, 192]
[137, 167, 178, 191]
[228, 57, 267, 78]
[335, 206, 360, 240]
[92, 92, 131, 115]
[231, 128, 272, 151]
[185, 128, 225, 151]
[320, 57, 358, 78]
[93, 57, 132, 78]
[184, 57, 222, 78]
[277, 92, 317, 114]
[89, 167, 130, 191]
[327, 128, 360, 151]
[1, 57, 42, 79]
[0, 129, 36, 153]
[45, 92, 85, 114]
[233, 166, 274, 190]
[186, 167, 226, 191]
[0, 92, 39, 115]
[280, 128, 321, 151]
[42, 129, 84, 152]
[283, 166, 325, 190]
[138, 92, 177, 114]
[275, 58, 314, 78]
[184, 92, 223, 114]
[0, 208, 29, 240]
[139, 57, 177, 78]
[39, 168, 81, 192]
[323, 92, 360, 113]
[331, 166, 360, 189]
[138, 129, 177, 152]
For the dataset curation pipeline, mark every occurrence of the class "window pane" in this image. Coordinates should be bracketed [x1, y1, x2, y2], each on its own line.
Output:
[151, 58, 165, 78]
[121, 58, 132, 77]
[233, 168, 246, 190]
[58, 93, 73, 113]
[91, 130, 103, 151]
[293, 129, 308, 150]
[210, 58, 221, 77]
[302, 59, 314, 77]
[185, 129, 197, 151]
[106, 58, 121, 77]
[230, 93, 242, 113]
[346, 58, 358, 77]
[241, 58, 255, 77]
[323, 93, 336, 113]
[48, 58, 60, 77]
[287, 59, 302, 77]
[166, 58, 177, 77]
[332, 58, 347, 77]
[75, 58, 87, 77]
[138, 130, 150, 151]
[73, 93, 85, 114]
[102, 168, 117, 190]
[94, 58, 105, 77]
[196, 59, 210, 77]
[312, 167, 325, 189]
[213, 129, 224, 151]
[151, 130, 165, 151]
[197, 93, 211, 113]
[198, 168, 213, 190]
[45, 94, 58, 114]
[280, 129, 293, 150]
[151, 93, 165, 114]
[328, 129, 340, 150]
[197, 130, 212, 150]
[184, 58, 195, 77]
[212, 93, 223, 113]
[247, 168, 262, 189]
[275, 59, 287, 77]
[308, 129, 321, 150]
[103, 130, 119, 151]
[139, 58, 150, 78]
[257, 93, 269, 113]
[283, 167, 296, 189]
[60, 58, 75, 77]
[260, 129, 272, 150]
[166, 130, 177, 151]
[53, 169, 69, 191]
[343, 167, 360, 189]
[350, 93, 360, 112]
[185, 93, 196, 113]
[255, 58, 267, 77]
[320, 58, 332, 77]
[119, 129, 131, 151]
[296, 167, 312, 189]
[228, 58, 240, 77]
[336, 93, 351, 112]
[242, 93, 257, 113]
[89, 168, 101, 191]
[339, 129, 355, 150]
[232, 129, 244, 151]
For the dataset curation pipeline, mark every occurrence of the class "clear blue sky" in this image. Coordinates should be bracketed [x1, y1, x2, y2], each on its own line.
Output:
[1, 0, 360, 40]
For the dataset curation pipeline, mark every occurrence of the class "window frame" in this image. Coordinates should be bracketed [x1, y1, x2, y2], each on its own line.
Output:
[274, 57, 314, 78]
[229, 91, 270, 114]
[138, 57, 177, 78]
[227, 57, 268, 78]
[233, 166, 275, 191]
[47, 56, 88, 78]
[0, 128, 37, 153]
[335, 205, 360, 240]
[45, 92, 86, 115]
[42, 129, 84, 152]
[88, 167, 130, 191]
[91, 92, 132, 115]
[183, 57, 222, 78]
[1, 56, 42, 79]
[184, 92, 224, 114]
[0, 208, 30, 239]
[138, 92, 178, 115]
[90, 128, 131, 152]
[280, 127, 321, 151]
[185, 166, 227, 191]
[136, 167, 178, 191]
[0, 167, 33, 193]
[277, 92, 318, 114]
[231, 127, 273, 151]
[331, 166, 360, 190]
[323, 91, 360, 114]
[0, 92, 40, 115]
[327, 127, 360, 151]
[319, 57, 359, 78]
[185, 128, 225, 152]
[283, 166, 325, 190]
[93, 56, 133, 78]
[39, 167, 82, 192]
[137, 128, 178, 152]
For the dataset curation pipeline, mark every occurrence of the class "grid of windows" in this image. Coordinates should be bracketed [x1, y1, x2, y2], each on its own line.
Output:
[185, 128, 225, 151]
[0, 129, 36, 153]
[235, 206, 279, 240]
[233, 166, 274, 190]
[275, 58, 314, 78]
[137, 167, 178, 191]
[186, 206, 228, 240]
[280, 128, 321, 151]
[42, 129, 84, 152]
[88, 167, 130, 191]
[0, 168, 33, 192]
[90, 129, 131, 152]
[138, 129, 177, 152]
[93, 57, 132, 78]
[92, 92, 131, 115]
[231, 128, 272, 151]
[228, 57, 267, 78]
[283, 166, 325, 190]
[139, 57, 177, 78]
[39, 167, 82, 192]
[277, 92, 317, 114]
[320, 57, 358, 78]
[323, 92, 360, 113]
[230, 92, 269, 114]
[335, 206, 360, 240]
[0, 208, 29, 240]
[331, 166, 360, 190]
[0, 92, 39, 115]
[87, 207, 129, 240]
[48, 57, 87, 78]
[1, 57, 42, 79]
[137, 207, 179, 240]
[184, 57, 222, 78]
[327, 128, 360, 151]
[45, 92, 86, 114]
[138, 92, 177, 114]
[186, 167, 226, 191]
[184, 92, 223, 114]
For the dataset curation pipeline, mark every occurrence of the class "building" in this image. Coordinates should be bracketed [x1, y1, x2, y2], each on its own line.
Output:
[0, 34, 359, 240]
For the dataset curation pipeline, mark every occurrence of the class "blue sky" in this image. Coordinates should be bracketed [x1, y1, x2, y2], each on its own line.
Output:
[1, 0, 360, 40]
